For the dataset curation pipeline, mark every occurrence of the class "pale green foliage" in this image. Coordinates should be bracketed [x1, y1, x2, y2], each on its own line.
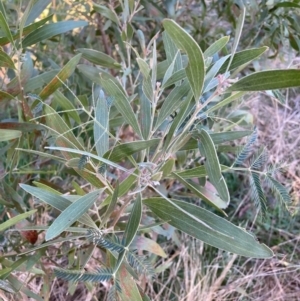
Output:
[0, 1, 297, 300]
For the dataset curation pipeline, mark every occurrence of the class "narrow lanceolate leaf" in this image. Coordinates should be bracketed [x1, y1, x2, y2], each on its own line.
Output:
[0, 15, 52, 46]
[174, 164, 228, 179]
[77, 64, 124, 91]
[0, 129, 22, 141]
[101, 181, 119, 226]
[103, 139, 160, 162]
[219, 47, 268, 74]
[20, 184, 97, 229]
[76, 48, 121, 69]
[123, 195, 142, 247]
[93, 3, 119, 25]
[172, 172, 227, 209]
[24, 70, 60, 92]
[53, 90, 81, 124]
[100, 78, 142, 137]
[181, 130, 252, 151]
[45, 190, 101, 241]
[144, 198, 273, 258]
[227, 69, 300, 91]
[198, 129, 230, 205]
[22, 20, 88, 47]
[164, 90, 193, 151]
[0, 11, 15, 46]
[0, 90, 14, 102]
[155, 79, 190, 131]
[25, 0, 52, 26]
[139, 90, 151, 140]
[39, 54, 82, 100]
[0, 51, 15, 69]
[0, 210, 36, 231]
[94, 89, 109, 157]
[163, 19, 205, 101]
[203, 36, 230, 59]
[203, 55, 230, 93]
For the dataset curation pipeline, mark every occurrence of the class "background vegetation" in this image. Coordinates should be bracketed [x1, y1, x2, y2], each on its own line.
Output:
[0, 0, 299, 300]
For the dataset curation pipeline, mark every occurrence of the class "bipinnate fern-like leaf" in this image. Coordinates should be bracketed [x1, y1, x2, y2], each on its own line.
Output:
[250, 148, 268, 170]
[86, 229, 125, 253]
[126, 252, 155, 279]
[234, 128, 257, 166]
[54, 267, 114, 283]
[107, 280, 122, 301]
[107, 284, 118, 301]
[250, 172, 268, 216]
[78, 155, 89, 170]
[98, 163, 107, 175]
[265, 175, 291, 205]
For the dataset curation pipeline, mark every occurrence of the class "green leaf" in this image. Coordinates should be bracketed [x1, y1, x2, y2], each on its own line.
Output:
[20, 184, 97, 229]
[76, 48, 121, 69]
[163, 19, 205, 101]
[144, 198, 273, 258]
[174, 164, 228, 179]
[101, 171, 137, 209]
[0, 15, 53, 46]
[53, 90, 81, 124]
[45, 146, 134, 174]
[163, 32, 182, 71]
[0, 279, 16, 293]
[139, 90, 151, 140]
[224, 4, 245, 74]
[22, 20, 88, 47]
[0, 90, 14, 102]
[77, 64, 124, 91]
[93, 3, 119, 24]
[205, 91, 245, 115]
[172, 172, 227, 209]
[164, 90, 193, 151]
[227, 69, 300, 91]
[101, 181, 119, 226]
[103, 139, 160, 162]
[204, 36, 230, 59]
[162, 69, 186, 89]
[0, 11, 15, 47]
[0, 50, 15, 69]
[123, 195, 142, 247]
[7, 275, 44, 301]
[39, 54, 82, 100]
[198, 129, 230, 204]
[0, 129, 22, 141]
[203, 55, 230, 93]
[251, 173, 267, 216]
[24, 70, 60, 92]
[25, 0, 52, 26]
[100, 77, 142, 137]
[155, 79, 190, 131]
[180, 130, 252, 150]
[219, 47, 268, 74]
[0, 210, 36, 231]
[45, 190, 102, 241]
[94, 89, 109, 157]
